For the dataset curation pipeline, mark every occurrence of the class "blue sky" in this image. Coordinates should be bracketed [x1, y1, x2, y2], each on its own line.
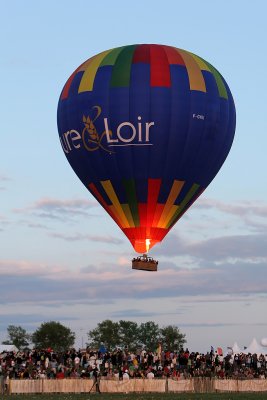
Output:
[1, 0, 267, 353]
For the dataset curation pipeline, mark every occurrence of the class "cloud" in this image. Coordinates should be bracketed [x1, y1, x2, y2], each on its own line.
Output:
[0, 174, 10, 181]
[50, 232, 123, 245]
[197, 198, 267, 218]
[0, 313, 80, 336]
[13, 197, 99, 220]
[187, 233, 267, 262]
[0, 313, 78, 330]
[1, 253, 267, 307]
[110, 309, 170, 319]
[155, 232, 267, 263]
[109, 307, 188, 319]
[179, 321, 267, 328]
[2, 198, 267, 309]
[111, 309, 163, 319]
[26, 222, 49, 229]
[0, 214, 9, 228]
[185, 198, 267, 235]
[0, 173, 11, 191]
[15, 219, 49, 230]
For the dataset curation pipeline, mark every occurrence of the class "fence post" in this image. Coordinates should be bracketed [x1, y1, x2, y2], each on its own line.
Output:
[165, 378, 168, 393]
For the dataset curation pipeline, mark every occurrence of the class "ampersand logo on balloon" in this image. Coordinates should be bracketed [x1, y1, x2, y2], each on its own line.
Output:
[82, 106, 114, 154]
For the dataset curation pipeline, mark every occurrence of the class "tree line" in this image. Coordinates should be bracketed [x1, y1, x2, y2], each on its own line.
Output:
[2, 320, 186, 352]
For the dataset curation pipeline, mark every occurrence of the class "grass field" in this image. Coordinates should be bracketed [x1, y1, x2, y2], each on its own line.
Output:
[4, 393, 267, 400]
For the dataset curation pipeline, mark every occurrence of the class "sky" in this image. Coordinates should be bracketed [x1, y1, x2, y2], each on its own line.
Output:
[1, 0, 267, 354]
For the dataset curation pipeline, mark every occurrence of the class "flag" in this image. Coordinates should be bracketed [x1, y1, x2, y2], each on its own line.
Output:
[157, 342, 162, 360]
[217, 347, 223, 356]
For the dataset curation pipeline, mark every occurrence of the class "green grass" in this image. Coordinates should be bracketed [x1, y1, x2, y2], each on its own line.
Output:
[4, 394, 267, 400]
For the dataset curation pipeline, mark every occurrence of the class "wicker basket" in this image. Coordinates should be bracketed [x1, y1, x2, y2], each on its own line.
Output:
[132, 256, 158, 271]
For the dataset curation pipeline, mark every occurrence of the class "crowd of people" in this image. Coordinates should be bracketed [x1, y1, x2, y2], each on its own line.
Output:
[1, 345, 267, 389]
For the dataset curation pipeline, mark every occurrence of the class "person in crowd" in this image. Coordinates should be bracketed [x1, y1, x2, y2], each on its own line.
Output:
[0, 368, 4, 395]
[146, 369, 155, 379]
[123, 369, 130, 380]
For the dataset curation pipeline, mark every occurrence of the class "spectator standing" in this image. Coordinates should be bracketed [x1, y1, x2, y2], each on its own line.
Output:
[147, 370, 155, 379]
[0, 370, 4, 395]
[123, 370, 129, 380]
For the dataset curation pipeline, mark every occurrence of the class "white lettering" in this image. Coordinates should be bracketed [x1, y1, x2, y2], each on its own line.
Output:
[59, 135, 69, 154]
[193, 113, 205, 120]
[145, 122, 154, 142]
[104, 118, 118, 143]
[62, 115, 155, 153]
[138, 116, 142, 142]
[60, 129, 81, 153]
[69, 130, 81, 148]
[64, 130, 72, 151]
[117, 122, 136, 143]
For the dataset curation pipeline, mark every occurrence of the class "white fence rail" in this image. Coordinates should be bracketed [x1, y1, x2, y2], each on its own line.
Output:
[8, 378, 267, 394]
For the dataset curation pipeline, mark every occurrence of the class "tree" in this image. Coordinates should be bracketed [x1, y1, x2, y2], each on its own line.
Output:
[87, 320, 187, 352]
[32, 321, 75, 351]
[2, 325, 31, 350]
[88, 320, 120, 350]
[138, 321, 160, 351]
[118, 320, 139, 350]
[160, 325, 186, 351]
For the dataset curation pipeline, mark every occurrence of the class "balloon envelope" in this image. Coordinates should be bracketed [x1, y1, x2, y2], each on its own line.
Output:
[57, 44, 236, 253]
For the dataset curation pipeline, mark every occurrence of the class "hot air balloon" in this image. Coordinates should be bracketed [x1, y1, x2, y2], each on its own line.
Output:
[57, 44, 236, 271]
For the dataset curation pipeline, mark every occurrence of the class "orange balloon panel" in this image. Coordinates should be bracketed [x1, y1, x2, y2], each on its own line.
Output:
[88, 179, 203, 253]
